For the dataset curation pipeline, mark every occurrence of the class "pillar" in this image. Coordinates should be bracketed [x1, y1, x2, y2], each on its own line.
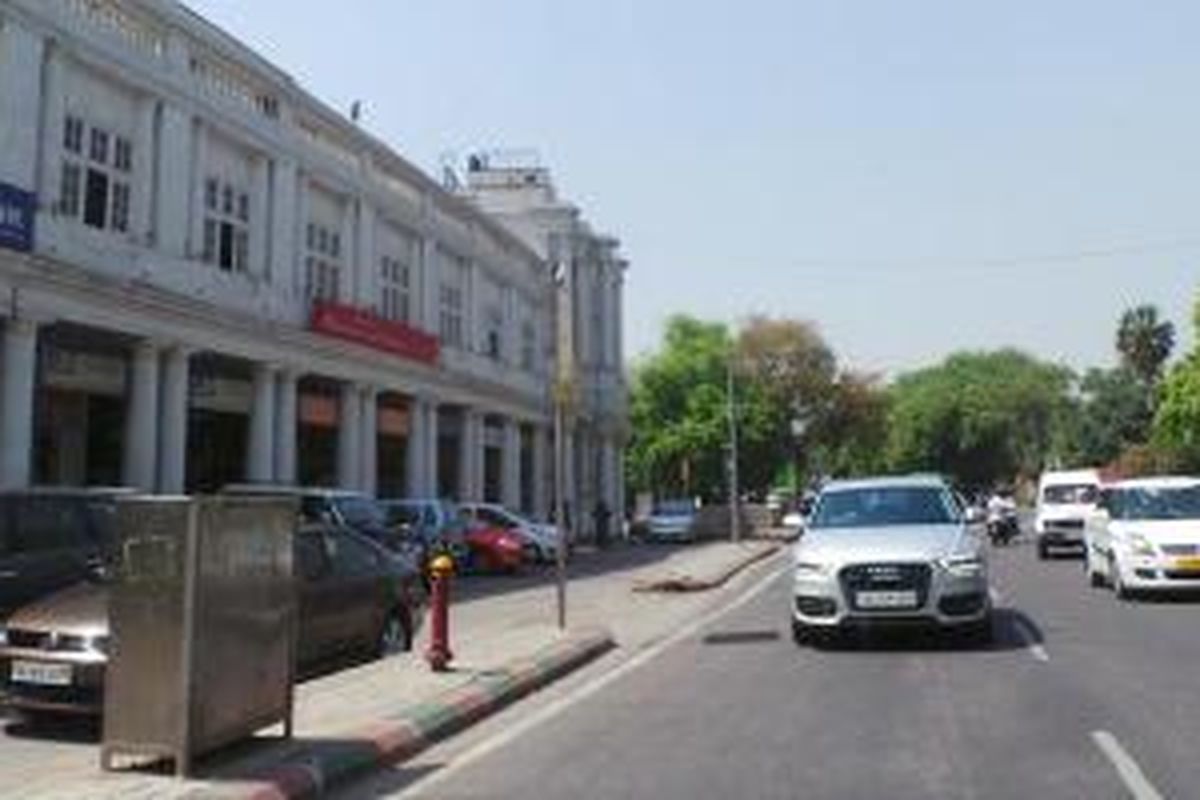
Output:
[458, 409, 483, 502]
[337, 381, 361, 490]
[188, 121, 208, 260]
[157, 346, 191, 494]
[0, 320, 37, 489]
[405, 398, 427, 497]
[532, 424, 549, 522]
[360, 385, 378, 496]
[247, 362, 277, 482]
[274, 368, 298, 484]
[502, 419, 521, 510]
[122, 340, 159, 491]
[427, 402, 440, 498]
[0, 22, 44, 189]
[249, 156, 270, 277]
[271, 159, 299, 294]
[157, 105, 192, 259]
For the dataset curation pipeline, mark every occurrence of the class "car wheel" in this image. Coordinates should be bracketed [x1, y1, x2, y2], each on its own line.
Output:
[1110, 555, 1134, 602]
[1086, 549, 1105, 587]
[960, 617, 994, 648]
[1037, 540, 1049, 560]
[792, 620, 812, 647]
[377, 609, 412, 658]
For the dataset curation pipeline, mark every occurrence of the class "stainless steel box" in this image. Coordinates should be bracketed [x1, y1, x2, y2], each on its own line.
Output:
[101, 495, 297, 776]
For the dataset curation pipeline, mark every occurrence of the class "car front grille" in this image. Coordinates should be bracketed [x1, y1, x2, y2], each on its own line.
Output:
[1161, 544, 1199, 556]
[839, 563, 932, 611]
[1044, 519, 1084, 532]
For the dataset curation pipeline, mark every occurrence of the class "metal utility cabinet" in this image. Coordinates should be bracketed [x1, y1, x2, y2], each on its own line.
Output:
[101, 495, 297, 776]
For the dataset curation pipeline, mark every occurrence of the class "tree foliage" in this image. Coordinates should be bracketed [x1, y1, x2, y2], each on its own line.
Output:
[1152, 294, 1200, 469]
[1071, 366, 1155, 467]
[885, 350, 1075, 491]
[1117, 304, 1175, 385]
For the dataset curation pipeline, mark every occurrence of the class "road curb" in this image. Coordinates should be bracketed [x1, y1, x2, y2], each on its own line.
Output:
[234, 627, 615, 799]
[632, 543, 781, 593]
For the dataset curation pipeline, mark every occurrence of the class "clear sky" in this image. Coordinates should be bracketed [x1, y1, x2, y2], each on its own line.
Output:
[186, 0, 1198, 375]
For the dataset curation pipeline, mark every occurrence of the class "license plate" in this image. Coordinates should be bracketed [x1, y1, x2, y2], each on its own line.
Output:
[10, 660, 72, 687]
[1173, 556, 1200, 571]
[856, 590, 918, 609]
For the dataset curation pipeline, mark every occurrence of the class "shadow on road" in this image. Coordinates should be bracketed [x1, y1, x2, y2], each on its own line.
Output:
[800, 606, 1041, 655]
[3, 713, 100, 745]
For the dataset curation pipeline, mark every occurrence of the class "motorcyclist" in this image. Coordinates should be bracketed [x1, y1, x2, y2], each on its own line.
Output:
[986, 487, 1019, 544]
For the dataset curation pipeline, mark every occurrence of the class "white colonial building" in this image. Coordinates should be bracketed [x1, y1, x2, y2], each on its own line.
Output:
[0, 0, 627, 528]
[461, 155, 629, 538]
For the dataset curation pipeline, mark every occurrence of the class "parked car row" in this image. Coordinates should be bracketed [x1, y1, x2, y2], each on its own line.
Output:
[0, 486, 563, 717]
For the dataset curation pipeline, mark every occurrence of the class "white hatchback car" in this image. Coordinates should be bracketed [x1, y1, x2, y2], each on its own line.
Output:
[1085, 477, 1200, 599]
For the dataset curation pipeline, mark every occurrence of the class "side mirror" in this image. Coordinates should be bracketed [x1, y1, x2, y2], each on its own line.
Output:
[964, 507, 985, 525]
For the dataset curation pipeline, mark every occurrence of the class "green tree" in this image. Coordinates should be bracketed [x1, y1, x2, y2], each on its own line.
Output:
[885, 350, 1075, 491]
[626, 316, 788, 502]
[1071, 366, 1155, 466]
[1152, 293, 1200, 469]
[810, 371, 890, 478]
[1117, 304, 1175, 385]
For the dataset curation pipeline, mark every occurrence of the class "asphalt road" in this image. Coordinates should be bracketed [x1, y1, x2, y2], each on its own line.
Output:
[354, 537, 1200, 800]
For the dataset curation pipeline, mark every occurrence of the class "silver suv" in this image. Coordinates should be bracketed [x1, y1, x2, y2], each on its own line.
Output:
[791, 475, 992, 645]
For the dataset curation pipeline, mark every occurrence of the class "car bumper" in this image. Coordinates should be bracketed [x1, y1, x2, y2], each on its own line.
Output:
[1116, 555, 1200, 591]
[1039, 530, 1085, 547]
[0, 650, 106, 715]
[792, 567, 990, 629]
[647, 527, 695, 542]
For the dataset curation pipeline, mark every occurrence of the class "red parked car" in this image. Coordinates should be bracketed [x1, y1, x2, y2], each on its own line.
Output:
[464, 524, 525, 573]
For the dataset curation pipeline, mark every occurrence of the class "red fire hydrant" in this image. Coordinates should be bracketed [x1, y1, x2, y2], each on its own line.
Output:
[425, 554, 455, 671]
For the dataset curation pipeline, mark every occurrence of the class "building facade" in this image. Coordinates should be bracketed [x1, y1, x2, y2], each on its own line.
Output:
[462, 155, 629, 539]
[0, 0, 605, 521]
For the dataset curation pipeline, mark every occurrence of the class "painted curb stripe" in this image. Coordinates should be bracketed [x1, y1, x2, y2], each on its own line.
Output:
[236, 631, 614, 799]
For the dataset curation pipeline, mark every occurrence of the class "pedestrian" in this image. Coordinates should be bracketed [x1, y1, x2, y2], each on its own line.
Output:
[594, 500, 612, 548]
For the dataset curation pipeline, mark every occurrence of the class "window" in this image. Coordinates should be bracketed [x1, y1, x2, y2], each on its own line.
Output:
[306, 221, 343, 302]
[439, 252, 467, 347]
[380, 255, 412, 322]
[483, 303, 503, 361]
[201, 176, 250, 272]
[58, 115, 133, 235]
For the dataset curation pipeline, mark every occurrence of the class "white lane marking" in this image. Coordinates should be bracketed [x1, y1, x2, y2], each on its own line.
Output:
[1091, 730, 1165, 800]
[393, 556, 790, 798]
[1012, 617, 1049, 662]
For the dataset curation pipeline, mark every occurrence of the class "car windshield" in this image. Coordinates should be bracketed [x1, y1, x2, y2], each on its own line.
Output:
[653, 501, 693, 516]
[1108, 486, 1200, 521]
[1042, 484, 1098, 505]
[811, 487, 959, 528]
[334, 497, 385, 528]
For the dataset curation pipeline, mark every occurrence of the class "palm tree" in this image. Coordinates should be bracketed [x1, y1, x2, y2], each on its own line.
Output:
[1116, 304, 1175, 385]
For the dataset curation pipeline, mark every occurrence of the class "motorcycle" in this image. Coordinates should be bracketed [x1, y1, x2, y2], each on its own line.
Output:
[987, 507, 1020, 546]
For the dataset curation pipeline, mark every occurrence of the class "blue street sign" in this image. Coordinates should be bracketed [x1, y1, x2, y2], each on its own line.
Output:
[0, 182, 36, 253]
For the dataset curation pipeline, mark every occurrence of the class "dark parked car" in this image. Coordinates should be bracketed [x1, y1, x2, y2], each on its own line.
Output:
[0, 523, 423, 716]
[0, 487, 132, 619]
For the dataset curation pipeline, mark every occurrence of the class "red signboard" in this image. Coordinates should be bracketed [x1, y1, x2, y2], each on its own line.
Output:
[311, 302, 439, 365]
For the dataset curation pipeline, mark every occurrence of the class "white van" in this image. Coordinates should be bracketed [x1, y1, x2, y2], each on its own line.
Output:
[1035, 469, 1100, 559]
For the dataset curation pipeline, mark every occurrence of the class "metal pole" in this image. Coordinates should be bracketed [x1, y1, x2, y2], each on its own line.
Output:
[554, 393, 567, 630]
[728, 357, 741, 543]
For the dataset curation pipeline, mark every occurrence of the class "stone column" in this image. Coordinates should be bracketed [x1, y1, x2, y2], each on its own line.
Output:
[188, 121, 208, 260]
[157, 346, 191, 494]
[360, 386, 378, 496]
[122, 340, 160, 491]
[337, 381, 362, 490]
[132, 96, 156, 244]
[427, 403, 441, 498]
[271, 159, 298, 295]
[0, 320, 38, 490]
[0, 22, 44, 189]
[405, 398, 427, 497]
[246, 362, 277, 482]
[502, 418, 521, 510]
[249, 156, 270, 278]
[274, 369, 298, 484]
[157, 105, 192, 259]
[532, 424, 549, 522]
[356, 199, 376, 309]
[458, 409, 483, 502]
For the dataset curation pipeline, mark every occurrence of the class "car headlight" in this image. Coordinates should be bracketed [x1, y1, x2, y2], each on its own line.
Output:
[938, 555, 985, 577]
[0, 625, 7, 647]
[1126, 533, 1156, 557]
[794, 561, 832, 576]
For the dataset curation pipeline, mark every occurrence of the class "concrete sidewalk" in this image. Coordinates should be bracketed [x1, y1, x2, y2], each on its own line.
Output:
[3, 541, 785, 799]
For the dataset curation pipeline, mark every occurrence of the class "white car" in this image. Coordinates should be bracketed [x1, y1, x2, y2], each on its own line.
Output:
[791, 475, 992, 645]
[1085, 476, 1200, 599]
[645, 500, 698, 543]
[460, 502, 564, 563]
[1035, 469, 1100, 558]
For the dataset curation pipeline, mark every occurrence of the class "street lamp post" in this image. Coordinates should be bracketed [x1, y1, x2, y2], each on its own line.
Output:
[790, 416, 809, 500]
[727, 356, 741, 543]
[552, 247, 573, 631]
